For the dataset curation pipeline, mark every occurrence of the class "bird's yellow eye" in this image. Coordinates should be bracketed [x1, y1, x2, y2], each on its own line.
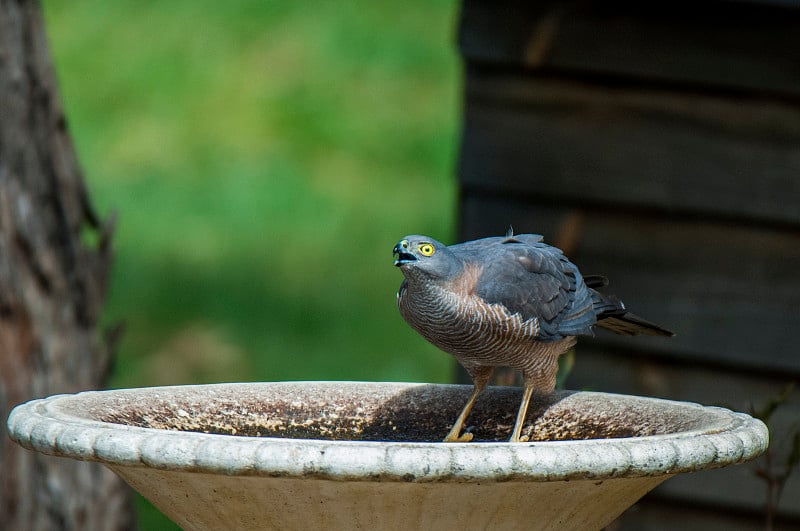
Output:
[418, 243, 435, 256]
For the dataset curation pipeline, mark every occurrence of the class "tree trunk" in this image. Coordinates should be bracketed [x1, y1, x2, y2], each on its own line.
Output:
[0, 1, 135, 529]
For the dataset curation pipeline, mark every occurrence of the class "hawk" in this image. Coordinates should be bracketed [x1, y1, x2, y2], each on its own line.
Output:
[393, 231, 673, 442]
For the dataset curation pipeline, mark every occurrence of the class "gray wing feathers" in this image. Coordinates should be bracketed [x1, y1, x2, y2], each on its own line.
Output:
[446, 233, 673, 339]
[456, 235, 596, 340]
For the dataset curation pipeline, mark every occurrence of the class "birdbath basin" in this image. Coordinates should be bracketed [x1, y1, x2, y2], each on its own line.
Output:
[7, 381, 767, 530]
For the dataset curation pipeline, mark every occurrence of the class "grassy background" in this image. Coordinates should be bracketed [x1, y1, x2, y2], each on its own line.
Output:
[42, 1, 461, 528]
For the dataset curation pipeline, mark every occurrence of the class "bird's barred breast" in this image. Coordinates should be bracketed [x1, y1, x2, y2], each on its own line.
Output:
[398, 285, 542, 370]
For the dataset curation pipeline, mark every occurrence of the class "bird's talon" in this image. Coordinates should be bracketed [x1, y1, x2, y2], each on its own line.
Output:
[519, 434, 530, 442]
[443, 432, 474, 443]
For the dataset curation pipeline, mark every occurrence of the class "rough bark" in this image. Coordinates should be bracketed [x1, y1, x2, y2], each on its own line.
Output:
[0, 1, 135, 529]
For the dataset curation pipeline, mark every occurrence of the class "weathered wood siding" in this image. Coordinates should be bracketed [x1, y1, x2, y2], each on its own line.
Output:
[456, 1, 800, 528]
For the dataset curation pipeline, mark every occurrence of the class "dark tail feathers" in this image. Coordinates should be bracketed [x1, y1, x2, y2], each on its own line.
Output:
[590, 288, 674, 337]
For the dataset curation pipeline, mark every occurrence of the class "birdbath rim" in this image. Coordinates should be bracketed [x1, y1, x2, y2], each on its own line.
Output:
[7, 381, 768, 483]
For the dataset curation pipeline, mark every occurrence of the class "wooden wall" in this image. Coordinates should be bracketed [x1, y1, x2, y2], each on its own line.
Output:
[455, 1, 800, 528]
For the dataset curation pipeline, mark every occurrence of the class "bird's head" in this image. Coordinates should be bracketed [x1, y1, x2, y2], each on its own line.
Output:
[393, 235, 459, 281]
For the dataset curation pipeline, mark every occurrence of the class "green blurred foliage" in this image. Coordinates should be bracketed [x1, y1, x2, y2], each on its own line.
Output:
[43, 1, 460, 527]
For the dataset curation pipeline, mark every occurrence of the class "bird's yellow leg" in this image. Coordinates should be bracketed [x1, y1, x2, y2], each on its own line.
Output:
[509, 384, 535, 442]
[443, 384, 485, 443]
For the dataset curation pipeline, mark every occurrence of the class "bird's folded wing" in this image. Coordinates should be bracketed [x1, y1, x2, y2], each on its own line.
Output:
[466, 240, 596, 340]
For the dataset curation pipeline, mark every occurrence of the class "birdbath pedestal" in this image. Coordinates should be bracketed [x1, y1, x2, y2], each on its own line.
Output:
[7, 381, 768, 530]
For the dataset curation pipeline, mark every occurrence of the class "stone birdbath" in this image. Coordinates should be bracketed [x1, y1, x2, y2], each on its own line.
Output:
[7, 381, 768, 530]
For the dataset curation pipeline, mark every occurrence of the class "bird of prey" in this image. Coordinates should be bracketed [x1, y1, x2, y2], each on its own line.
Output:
[393, 231, 674, 443]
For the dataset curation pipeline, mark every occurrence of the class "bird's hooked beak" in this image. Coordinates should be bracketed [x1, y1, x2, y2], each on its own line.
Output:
[393, 239, 417, 267]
